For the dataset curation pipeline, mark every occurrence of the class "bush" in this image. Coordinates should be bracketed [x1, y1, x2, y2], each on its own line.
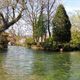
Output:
[70, 42, 80, 51]
[62, 43, 72, 51]
[42, 37, 53, 50]
[25, 37, 35, 47]
[70, 30, 80, 50]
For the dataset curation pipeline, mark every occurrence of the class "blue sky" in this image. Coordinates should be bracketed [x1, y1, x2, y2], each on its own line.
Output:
[63, 0, 80, 13]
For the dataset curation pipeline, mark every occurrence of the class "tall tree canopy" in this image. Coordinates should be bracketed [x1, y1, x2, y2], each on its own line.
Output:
[52, 4, 71, 43]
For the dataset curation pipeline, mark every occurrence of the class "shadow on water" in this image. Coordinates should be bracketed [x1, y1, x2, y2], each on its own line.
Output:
[0, 48, 8, 53]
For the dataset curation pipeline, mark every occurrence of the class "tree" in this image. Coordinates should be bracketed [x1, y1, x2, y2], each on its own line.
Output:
[25, 0, 60, 39]
[0, 0, 25, 32]
[70, 11, 80, 30]
[34, 14, 47, 43]
[52, 4, 71, 43]
[46, 0, 56, 37]
[25, 0, 46, 39]
[0, 0, 25, 50]
[34, 3, 47, 43]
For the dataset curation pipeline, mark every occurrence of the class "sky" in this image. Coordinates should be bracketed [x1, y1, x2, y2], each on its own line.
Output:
[63, 0, 80, 14]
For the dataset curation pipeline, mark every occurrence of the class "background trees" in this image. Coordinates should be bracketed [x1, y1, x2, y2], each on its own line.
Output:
[25, 0, 59, 39]
[52, 4, 71, 43]
[0, 0, 73, 51]
[33, 3, 47, 43]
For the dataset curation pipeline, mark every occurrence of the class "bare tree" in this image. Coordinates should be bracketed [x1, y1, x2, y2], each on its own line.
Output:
[24, 0, 45, 39]
[0, 0, 25, 32]
[24, 0, 60, 38]
[46, 0, 56, 37]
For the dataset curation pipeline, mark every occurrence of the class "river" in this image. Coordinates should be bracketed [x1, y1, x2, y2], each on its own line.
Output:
[0, 46, 80, 80]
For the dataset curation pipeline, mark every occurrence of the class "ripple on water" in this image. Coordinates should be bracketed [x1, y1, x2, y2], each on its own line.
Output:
[0, 46, 80, 80]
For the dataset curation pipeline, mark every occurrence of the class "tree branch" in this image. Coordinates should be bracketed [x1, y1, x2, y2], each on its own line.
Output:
[8, 9, 23, 27]
[0, 12, 7, 25]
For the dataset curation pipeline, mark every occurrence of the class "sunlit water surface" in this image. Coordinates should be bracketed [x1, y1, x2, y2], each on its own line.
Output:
[0, 46, 80, 80]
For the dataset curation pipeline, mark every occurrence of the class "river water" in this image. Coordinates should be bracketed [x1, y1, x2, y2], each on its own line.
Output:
[0, 46, 80, 80]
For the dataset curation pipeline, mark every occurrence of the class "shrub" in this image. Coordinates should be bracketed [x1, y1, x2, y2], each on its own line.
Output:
[41, 37, 58, 50]
[70, 30, 80, 50]
[25, 37, 35, 47]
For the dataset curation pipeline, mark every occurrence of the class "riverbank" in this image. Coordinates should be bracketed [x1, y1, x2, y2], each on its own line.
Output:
[26, 42, 80, 52]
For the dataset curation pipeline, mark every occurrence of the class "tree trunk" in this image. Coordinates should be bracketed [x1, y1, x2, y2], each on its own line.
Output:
[47, 0, 51, 37]
[47, 19, 51, 37]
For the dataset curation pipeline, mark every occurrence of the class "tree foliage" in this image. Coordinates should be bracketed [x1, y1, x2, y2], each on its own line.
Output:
[52, 4, 71, 43]
[25, 0, 59, 38]
[33, 3, 47, 43]
[34, 14, 47, 38]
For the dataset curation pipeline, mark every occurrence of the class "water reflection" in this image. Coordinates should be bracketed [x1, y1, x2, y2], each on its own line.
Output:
[1, 46, 34, 80]
[0, 46, 80, 80]
[32, 51, 71, 80]
[0, 51, 8, 80]
[70, 52, 80, 80]
[4, 46, 33, 74]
